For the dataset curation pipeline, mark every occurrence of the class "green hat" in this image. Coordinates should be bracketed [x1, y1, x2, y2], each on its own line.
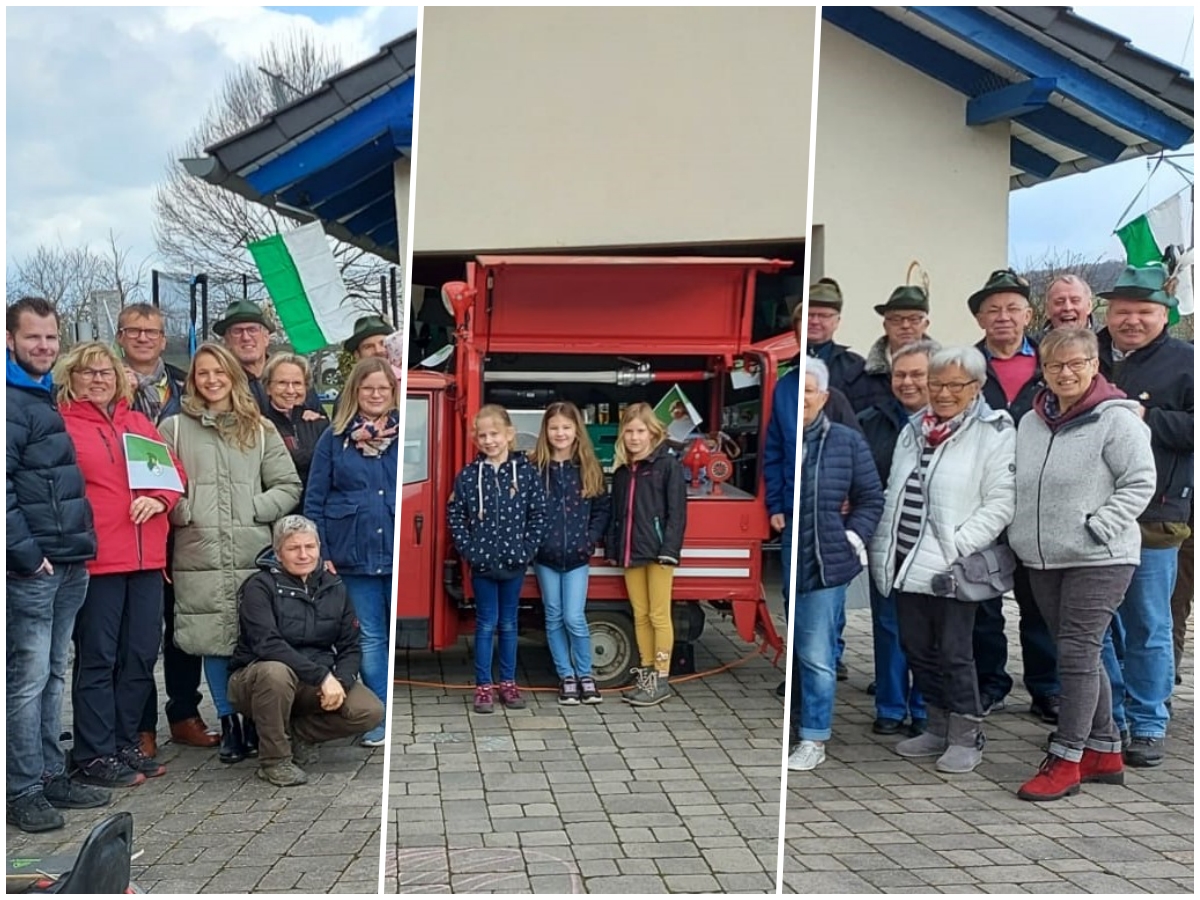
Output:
[875, 285, 929, 316]
[967, 268, 1031, 315]
[808, 280, 843, 312]
[343, 315, 393, 354]
[213, 299, 273, 337]
[1098, 262, 1180, 326]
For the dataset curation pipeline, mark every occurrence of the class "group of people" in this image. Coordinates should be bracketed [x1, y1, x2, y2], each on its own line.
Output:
[771, 261, 1192, 802]
[7, 296, 403, 832]
[449, 400, 688, 712]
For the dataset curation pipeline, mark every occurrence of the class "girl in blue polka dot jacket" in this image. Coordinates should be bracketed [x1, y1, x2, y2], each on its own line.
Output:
[448, 404, 548, 714]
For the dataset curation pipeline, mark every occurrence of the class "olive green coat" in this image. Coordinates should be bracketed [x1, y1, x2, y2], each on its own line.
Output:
[160, 411, 302, 657]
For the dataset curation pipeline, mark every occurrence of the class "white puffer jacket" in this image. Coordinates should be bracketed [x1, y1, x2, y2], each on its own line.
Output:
[869, 402, 1016, 597]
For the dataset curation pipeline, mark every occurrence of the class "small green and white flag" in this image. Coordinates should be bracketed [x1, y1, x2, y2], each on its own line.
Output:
[124, 434, 183, 493]
[1115, 191, 1193, 315]
[248, 221, 355, 353]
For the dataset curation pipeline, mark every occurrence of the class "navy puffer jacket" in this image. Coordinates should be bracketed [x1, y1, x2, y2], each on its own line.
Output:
[534, 459, 612, 572]
[449, 452, 548, 580]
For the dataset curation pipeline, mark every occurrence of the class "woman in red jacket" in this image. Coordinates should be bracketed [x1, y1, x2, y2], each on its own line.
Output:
[57, 342, 186, 789]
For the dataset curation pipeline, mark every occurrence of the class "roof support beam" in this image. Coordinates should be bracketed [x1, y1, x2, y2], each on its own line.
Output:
[1014, 107, 1126, 163]
[1010, 138, 1059, 179]
[967, 77, 1057, 126]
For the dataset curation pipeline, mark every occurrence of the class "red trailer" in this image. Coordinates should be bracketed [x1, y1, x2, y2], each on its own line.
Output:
[398, 256, 795, 687]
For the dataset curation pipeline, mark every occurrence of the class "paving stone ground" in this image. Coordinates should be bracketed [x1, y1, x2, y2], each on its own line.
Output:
[386, 569, 790, 894]
[783, 585, 1195, 894]
[5, 660, 386, 894]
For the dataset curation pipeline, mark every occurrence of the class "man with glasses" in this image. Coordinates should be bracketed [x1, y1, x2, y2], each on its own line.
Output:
[862, 286, 937, 404]
[213, 300, 322, 416]
[1096, 263, 1193, 767]
[807, 278, 891, 414]
[114, 303, 221, 756]
[7, 297, 109, 832]
[968, 269, 1060, 726]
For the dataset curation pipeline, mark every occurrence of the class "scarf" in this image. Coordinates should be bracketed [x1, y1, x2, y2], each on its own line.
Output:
[129, 359, 168, 422]
[920, 396, 978, 448]
[346, 412, 398, 458]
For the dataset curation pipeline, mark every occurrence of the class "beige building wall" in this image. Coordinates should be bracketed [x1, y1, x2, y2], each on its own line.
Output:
[811, 24, 1011, 354]
[414, 7, 815, 253]
[393, 157, 411, 275]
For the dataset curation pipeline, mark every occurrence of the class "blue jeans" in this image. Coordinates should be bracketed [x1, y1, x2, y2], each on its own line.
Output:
[792, 584, 847, 741]
[6, 563, 89, 800]
[534, 564, 593, 679]
[781, 518, 845, 664]
[869, 584, 925, 722]
[1102, 546, 1178, 739]
[203, 656, 233, 717]
[341, 574, 392, 708]
[473, 573, 523, 685]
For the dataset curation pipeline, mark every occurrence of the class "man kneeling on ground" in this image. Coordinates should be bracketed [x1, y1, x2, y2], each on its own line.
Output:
[229, 515, 384, 786]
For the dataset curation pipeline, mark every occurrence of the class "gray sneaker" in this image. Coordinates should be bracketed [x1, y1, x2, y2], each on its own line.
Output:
[291, 737, 319, 768]
[624, 669, 673, 707]
[43, 774, 111, 810]
[256, 760, 308, 787]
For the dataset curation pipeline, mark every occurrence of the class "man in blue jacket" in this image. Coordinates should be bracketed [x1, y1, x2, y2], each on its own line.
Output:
[7, 297, 109, 832]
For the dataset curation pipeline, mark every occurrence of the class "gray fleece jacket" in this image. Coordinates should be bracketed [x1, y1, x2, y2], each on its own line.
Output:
[1009, 393, 1156, 570]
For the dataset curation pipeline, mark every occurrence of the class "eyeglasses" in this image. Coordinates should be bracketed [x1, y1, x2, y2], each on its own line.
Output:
[1043, 357, 1095, 375]
[928, 379, 978, 395]
[119, 327, 163, 339]
[359, 386, 392, 395]
[808, 310, 840, 322]
[77, 368, 117, 381]
[227, 325, 265, 339]
[892, 372, 927, 383]
[884, 314, 926, 327]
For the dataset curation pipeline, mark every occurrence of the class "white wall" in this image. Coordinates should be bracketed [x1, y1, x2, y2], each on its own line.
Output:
[811, 25, 1012, 352]
[414, 7, 815, 253]
[393, 156, 411, 272]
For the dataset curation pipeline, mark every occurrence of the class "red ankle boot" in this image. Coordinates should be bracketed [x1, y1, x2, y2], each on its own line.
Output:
[1079, 747, 1125, 785]
[1018, 755, 1081, 801]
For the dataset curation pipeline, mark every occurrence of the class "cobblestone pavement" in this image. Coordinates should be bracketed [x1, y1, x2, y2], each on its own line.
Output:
[5, 663, 385, 894]
[386, 589, 789, 894]
[783, 588, 1195, 894]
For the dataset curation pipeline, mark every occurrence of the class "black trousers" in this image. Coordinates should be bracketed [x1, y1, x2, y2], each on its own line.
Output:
[73, 572, 163, 762]
[973, 563, 1060, 702]
[897, 591, 981, 716]
[137, 578, 205, 731]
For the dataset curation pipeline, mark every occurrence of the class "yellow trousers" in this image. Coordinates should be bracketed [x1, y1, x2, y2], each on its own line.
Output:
[624, 563, 675, 674]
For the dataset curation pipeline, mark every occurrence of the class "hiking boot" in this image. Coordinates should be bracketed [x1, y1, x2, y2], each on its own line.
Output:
[7, 791, 64, 833]
[118, 744, 166, 779]
[43, 774, 110, 810]
[558, 676, 581, 706]
[256, 760, 308, 787]
[936, 713, 985, 774]
[579, 675, 603, 705]
[895, 707, 948, 758]
[1029, 695, 1060, 725]
[1079, 748, 1125, 785]
[292, 736, 320, 767]
[1124, 736, 1165, 768]
[75, 755, 146, 789]
[1018, 754, 1080, 801]
[786, 740, 826, 771]
[498, 681, 526, 710]
[625, 669, 673, 707]
[474, 685, 495, 714]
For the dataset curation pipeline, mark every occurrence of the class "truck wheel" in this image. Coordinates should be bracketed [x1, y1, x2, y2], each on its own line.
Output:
[588, 609, 637, 690]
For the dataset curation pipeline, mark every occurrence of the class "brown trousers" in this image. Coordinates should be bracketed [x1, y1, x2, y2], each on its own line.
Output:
[228, 661, 384, 764]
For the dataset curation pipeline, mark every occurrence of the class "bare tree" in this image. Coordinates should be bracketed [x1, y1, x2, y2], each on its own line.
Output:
[153, 29, 391, 324]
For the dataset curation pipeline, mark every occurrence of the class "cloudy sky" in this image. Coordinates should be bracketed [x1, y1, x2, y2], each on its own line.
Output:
[5, 5, 417, 277]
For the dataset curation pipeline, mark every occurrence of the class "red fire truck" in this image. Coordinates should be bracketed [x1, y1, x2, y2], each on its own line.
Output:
[398, 256, 796, 687]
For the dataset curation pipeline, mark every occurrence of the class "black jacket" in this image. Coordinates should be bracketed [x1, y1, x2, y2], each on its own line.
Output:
[857, 398, 912, 487]
[810, 343, 893, 413]
[1099, 328, 1194, 524]
[263, 403, 330, 488]
[607, 444, 688, 568]
[448, 452, 548, 580]
[230, 550, 362, 689]
[6, 355, 97, 574]
[534, 460, 612, 572]
[977, 336, 1043, 424]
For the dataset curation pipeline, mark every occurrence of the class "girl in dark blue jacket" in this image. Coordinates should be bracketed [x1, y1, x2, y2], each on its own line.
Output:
[530, 402, 611, 706]
[448, 404, 548, 714]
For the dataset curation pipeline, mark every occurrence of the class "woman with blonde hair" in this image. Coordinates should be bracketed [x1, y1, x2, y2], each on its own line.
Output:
[606, 402, 687, 707]
[305, 357, 400, 746]
[160, 342, 301, 765]
[57, 342, 186, 788]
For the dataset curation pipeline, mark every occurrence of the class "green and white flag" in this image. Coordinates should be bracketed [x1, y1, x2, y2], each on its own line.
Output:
[124, 434, 183, 493]
[1115, 191, 1193, 315]
[248, 221, 354, 353]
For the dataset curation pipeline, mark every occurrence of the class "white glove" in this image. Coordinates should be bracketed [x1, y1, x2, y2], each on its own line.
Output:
[846, 530, 868, 567]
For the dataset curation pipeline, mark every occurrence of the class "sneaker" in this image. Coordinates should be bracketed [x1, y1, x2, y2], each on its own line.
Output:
[474, 685, 494, 714]
[360, 724, 387, 748]
[7, 791, 64, 833]
[579, 676, 603, 705]
[498, 681, 526, 710]
[558, 676, 581, 706]
[118, 744, 166, 778]
[872, 717, 904, 736]
[256, 760, 308, 787]
[787, 740, 826, 771]
[1018, 754, 1080, 802]
[625, 668, 673, 707]
[43, 774, 110, 810]
[836, 661, 849, 682]
[1124, 736, 1165, 768]
[75, 755, 146, 789]
[292, 736, 320, 767]
[1029, 695, 1060, 725]
[980, 694, 1006, 716]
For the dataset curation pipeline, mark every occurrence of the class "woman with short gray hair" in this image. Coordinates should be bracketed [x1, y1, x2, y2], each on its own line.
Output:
[869, 345, 1016, 774]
